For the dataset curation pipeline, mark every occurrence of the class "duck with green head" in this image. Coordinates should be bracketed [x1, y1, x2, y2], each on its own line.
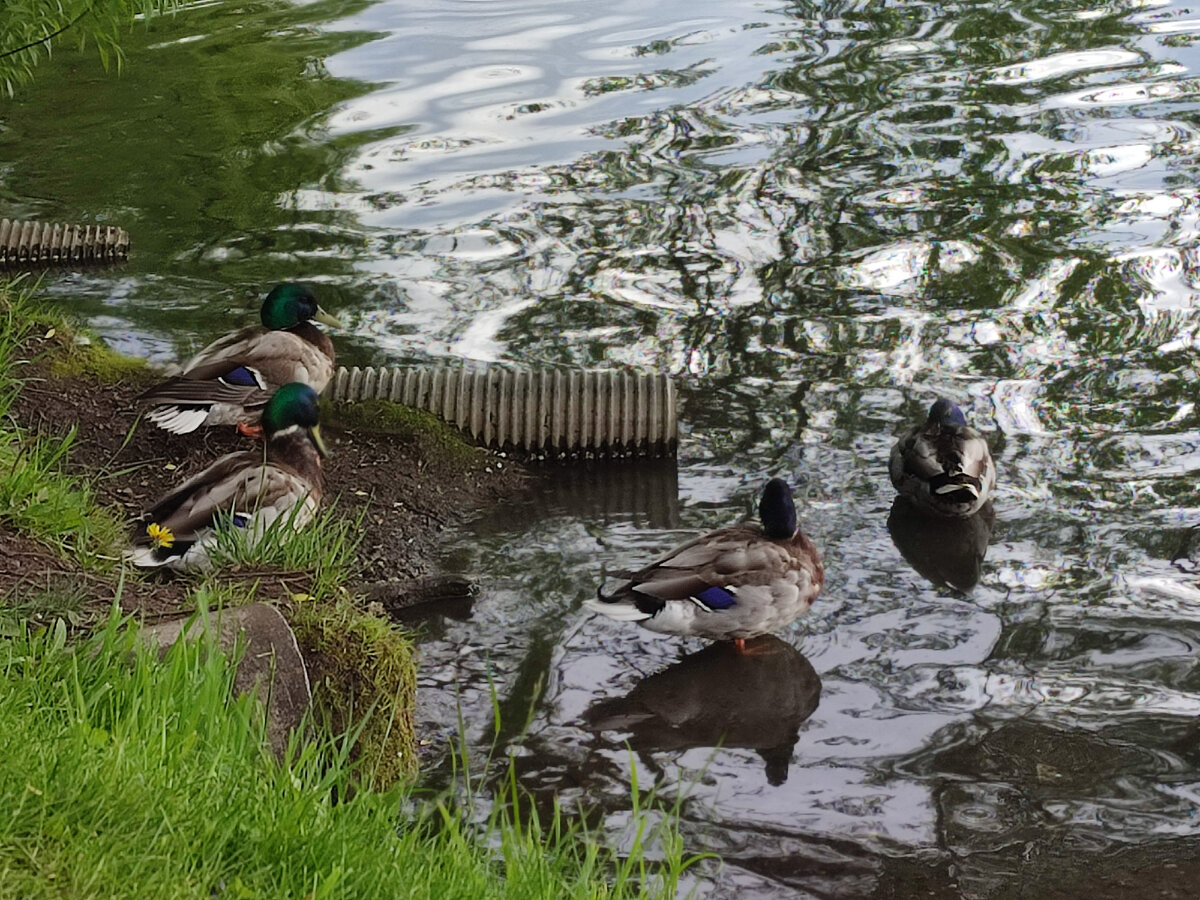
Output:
[139, 283, 342, 436]
[126, 383, 328, 572]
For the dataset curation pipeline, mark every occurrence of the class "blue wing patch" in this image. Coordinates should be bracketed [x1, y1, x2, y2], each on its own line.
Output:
[219, 366, 262, 388]
[693, 585, 738, 610]
[232, 513, 249, 528]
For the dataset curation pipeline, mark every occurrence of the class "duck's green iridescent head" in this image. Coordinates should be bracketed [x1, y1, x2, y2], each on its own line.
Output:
[260, 283, 343, 331]
[261, 382, 329, 456]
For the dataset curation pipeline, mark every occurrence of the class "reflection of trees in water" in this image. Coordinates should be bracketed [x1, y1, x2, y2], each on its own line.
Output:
[432, 0, 1190, 445]
[5, 0, 380, 352]
[918, 716, 1197, 898]
[284, 0, 1193, 470]
[405, 3, 1200, 890]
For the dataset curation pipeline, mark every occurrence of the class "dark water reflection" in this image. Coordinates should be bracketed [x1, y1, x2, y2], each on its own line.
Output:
[9, 0, 1200, 894]
[584, 636, 820, 787]
[888, 498, 995, 592]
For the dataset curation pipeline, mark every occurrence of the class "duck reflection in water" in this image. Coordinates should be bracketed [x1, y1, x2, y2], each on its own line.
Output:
[584, 636, 820, 786]
[887, 496, 995, 592]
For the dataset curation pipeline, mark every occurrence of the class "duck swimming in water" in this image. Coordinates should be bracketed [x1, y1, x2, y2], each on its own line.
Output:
[889, 397, 996, 518]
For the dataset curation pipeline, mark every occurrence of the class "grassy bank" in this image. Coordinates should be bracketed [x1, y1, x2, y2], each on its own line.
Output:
[0, 613, 696, 899]
[0, 280, 701, 897]
[0, 296, 126, 572]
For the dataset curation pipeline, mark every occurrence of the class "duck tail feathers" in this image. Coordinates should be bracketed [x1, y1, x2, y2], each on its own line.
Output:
[145, 405, 210, 434]
[595, 580, 621, 603]
[124, 545, 173, 569]
[584, 595, 653, 622]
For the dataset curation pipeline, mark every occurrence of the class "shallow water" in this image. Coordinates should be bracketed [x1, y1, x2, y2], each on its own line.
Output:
[8, 0, 1200, 894]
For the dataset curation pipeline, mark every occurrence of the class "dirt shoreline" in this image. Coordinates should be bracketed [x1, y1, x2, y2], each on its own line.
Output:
[4, 334, 528, 621]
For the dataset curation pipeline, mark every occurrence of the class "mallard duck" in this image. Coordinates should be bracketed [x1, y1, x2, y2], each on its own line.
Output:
[889, 397, 996, 517]
[140, 283, 342, 435]
[585, 478, 823, 651]
[126, 382, 328, 572]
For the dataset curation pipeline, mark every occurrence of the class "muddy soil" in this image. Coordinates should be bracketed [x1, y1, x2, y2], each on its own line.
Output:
[5, 340, 526, 619]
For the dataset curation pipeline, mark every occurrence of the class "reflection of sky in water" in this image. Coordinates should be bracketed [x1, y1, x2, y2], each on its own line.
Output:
[13, 0, 1200, 892]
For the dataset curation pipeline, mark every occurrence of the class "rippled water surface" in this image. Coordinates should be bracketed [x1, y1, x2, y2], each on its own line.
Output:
[9, 0, 1200, 895]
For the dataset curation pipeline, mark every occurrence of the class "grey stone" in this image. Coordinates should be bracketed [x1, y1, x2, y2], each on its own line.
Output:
[140, 603, 311, 757]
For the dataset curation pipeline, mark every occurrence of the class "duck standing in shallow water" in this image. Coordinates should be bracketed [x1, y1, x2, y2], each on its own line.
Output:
[139, 283, 341, 436]
[126, 383, 328, 572]
[586, 478, 823, 652]
[889, 397, 995, 518]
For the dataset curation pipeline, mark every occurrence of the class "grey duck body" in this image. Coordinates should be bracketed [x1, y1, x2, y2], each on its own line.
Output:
[889, 397, 995, 518]
[586, 478, 823, 643]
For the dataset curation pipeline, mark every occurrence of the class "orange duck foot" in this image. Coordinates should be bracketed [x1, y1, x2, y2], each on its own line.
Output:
[733, 636, 783, 656]
[236, 422, 265, 440]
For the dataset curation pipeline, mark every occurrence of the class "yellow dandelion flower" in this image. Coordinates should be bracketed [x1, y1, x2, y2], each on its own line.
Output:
[146, 522, 175, 549]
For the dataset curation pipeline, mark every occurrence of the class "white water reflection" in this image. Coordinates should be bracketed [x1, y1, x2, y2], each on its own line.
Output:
[988, 49, 1143, 85]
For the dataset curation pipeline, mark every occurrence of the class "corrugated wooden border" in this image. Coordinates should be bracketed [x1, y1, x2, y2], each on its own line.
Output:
[0, 219, 129, 269]
[330, 364, 677, 458]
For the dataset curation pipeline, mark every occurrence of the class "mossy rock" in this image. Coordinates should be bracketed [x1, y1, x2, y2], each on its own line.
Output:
[288, 596, 418, 788]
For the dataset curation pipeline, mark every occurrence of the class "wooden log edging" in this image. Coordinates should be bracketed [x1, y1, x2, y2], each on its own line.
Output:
[0, 219, 130, 269]
[329, 364, 678, 459]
